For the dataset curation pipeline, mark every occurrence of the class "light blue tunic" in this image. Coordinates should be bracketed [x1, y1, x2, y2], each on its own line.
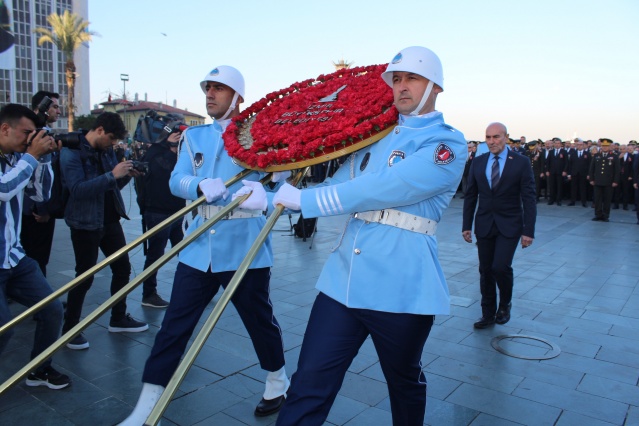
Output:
[169, 121, 273, 273]
[300, 112, 467, 315]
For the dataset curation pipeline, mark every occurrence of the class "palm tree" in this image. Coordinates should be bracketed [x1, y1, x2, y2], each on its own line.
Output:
[34, 10, 96, 131]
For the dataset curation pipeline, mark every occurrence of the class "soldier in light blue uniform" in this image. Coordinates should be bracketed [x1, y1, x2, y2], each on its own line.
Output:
[119, 66, 289, 425]
[273, 47, 467, 426]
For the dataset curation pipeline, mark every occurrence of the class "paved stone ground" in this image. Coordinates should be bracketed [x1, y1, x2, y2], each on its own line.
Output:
[0, 182, 638, 425]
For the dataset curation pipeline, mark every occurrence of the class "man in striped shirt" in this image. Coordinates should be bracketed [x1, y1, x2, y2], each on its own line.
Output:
[0, 104, 70, 390]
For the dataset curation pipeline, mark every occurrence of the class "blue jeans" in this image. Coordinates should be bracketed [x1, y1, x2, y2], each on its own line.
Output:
[142, 212, 183, 298]
[0, 256, 63, 372]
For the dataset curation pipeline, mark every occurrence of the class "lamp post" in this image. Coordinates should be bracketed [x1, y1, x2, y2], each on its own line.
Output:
[120, 73, 129, 132]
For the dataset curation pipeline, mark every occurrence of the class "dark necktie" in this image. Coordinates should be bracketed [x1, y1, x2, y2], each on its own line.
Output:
[491, 155, 500, 188]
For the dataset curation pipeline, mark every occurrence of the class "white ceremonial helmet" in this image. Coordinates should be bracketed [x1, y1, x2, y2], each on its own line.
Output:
[200, 65, 245, 120]
[381, 46, 444, 116]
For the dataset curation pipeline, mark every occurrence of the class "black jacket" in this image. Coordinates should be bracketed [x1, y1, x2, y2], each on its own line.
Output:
[136, 142, 185, 215]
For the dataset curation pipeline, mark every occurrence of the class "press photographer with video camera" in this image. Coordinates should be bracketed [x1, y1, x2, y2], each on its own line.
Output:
[135, 116, 187, 308]
[20, 91, 62, 277]
[60, 112, 149, 351]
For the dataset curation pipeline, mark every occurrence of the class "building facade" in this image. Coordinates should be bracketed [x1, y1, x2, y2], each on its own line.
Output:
[0, 0, 89, 130]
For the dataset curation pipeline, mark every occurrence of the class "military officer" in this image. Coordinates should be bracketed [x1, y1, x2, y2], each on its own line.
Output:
[589, 138, 620, 222]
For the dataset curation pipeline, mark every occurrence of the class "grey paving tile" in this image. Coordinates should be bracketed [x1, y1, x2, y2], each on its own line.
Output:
[194, 411, 252, 426]
[513, 378, 628, 424]
[343, 406, 393, 426]
[555, 411, 619, 425]
[576, 373, 639, 405]
[326, 394, 369, 425]
[468, 413, 524, 425]
[446, 382, 561, 425]
[423, 397, 479, 426]
[562, 328, 639, 356]
[164, 383, 244, 425]
[425, 356, 523, 394]
[626, 405, 639, 426]
[338, 371, 389, 406]
[0, 399, 74, 425]
[545, 351, 638, 385]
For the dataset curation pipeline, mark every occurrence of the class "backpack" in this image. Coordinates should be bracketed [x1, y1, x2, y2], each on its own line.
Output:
[134, 110, 185, 144]
[293, 214, 317, 239]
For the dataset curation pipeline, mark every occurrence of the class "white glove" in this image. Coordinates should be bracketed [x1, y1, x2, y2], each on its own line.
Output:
[272, 183, 301, 211]
[233, 180, 267, 211]
[198, 178, 229, 203]
[271, 170, 291, 183]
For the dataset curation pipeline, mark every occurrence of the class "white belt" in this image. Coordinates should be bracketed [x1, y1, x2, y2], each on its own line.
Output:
[199, 205, 264, 220]
[353, 209, 437, 235]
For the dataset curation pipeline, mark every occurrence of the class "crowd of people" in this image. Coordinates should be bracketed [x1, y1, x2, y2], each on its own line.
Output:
[462, 136, 639, 223]
[0, 43, 635, 426]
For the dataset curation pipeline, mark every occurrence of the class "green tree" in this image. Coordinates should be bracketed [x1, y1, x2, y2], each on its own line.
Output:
[73, 114, 96, 131]
[34, 10, 96, 131]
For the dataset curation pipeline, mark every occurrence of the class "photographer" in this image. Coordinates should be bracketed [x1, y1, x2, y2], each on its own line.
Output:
[20, 90, 61, 276]
[0, 104, 70, 389]
[60, 112, 148, 351]
[136, 124, 186, 308]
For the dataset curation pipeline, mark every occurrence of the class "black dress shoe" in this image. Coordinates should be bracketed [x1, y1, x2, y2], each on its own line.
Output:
[582, 203, 587, 207]
[495, 304, 512, 325]
[547, 201, 554, 205]
[612, 205, 619, 210]
[592, 216, 602, 221]
[473, 316, 495, 329]
[255, 395, 286, 417]
[557, 202, 562, 206]
[602, 218, 610, 222]
[567, 202, 575, 206]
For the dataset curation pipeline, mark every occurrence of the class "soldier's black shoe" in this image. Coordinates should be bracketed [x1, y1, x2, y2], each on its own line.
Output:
[582, 203, 587, 207]
[567, 202, 575, 206]
[473, 316, 495, 329]
[495, 304, 512, 325]
[547, 201, 554, 205]
[557, 202, 562, 206]
[592, 216, 602, 221]
[612, 204, 619, 209]
[602, 218, 610, 222]
[254, 395, 285, 417]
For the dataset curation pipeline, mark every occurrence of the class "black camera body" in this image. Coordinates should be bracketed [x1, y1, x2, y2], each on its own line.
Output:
[131, 160, 149, 173]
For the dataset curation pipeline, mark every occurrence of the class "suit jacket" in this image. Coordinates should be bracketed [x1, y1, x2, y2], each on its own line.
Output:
[568, 149, 592, 177]
[620, 153, 634, 180]
[545, 148, 569, 174]
[463, 151, 537, 239]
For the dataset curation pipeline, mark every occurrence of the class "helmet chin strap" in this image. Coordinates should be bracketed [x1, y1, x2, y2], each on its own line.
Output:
[409, 81, 434, 116]
[220, 91, 240, 121]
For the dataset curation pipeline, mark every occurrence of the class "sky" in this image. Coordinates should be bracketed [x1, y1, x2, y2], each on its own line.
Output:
[87, 0, 639, 142]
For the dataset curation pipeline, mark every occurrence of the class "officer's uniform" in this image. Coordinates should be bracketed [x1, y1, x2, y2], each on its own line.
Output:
[276, 112, 467, 425]
[141, 120, 286, 387]
[589, 141, 620, 221]
[527, 142, 544, 201]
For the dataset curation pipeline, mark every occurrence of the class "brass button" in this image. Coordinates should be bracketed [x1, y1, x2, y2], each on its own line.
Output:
[354, 248, 361, 255]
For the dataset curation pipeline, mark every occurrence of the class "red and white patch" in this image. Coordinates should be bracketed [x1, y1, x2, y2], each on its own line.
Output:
[434, 143, 455, 165]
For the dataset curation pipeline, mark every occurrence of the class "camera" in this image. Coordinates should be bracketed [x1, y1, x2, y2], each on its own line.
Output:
[35, 96, 53, 126]
[131, 160, 149, 173]
[55, 132, 82, 149]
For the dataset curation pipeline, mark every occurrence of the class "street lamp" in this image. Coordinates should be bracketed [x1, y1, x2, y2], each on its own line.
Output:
[120, 73, 129, 133]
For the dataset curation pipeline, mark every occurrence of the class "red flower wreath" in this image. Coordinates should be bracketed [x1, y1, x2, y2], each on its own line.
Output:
[223, 64, 397, 169]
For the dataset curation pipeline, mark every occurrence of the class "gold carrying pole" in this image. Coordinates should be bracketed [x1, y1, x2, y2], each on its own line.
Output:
[144, 167, 309, 426]
[0, 169, 255, 337]
[0, 171, 269, 396]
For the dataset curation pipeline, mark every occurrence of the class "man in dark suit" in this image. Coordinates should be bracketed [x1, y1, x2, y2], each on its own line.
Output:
[545, 137, 568, 205]
[567, 138, 592, 207]
[527, 140, 544, 202]
[614, 144, 634, 210]
[461, 141, 476, 197]
[462, 122, 537, 329]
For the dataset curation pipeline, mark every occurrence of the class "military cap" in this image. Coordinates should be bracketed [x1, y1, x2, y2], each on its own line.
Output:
[600, 138, 613, 146]
[629, 140, 637, 145]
